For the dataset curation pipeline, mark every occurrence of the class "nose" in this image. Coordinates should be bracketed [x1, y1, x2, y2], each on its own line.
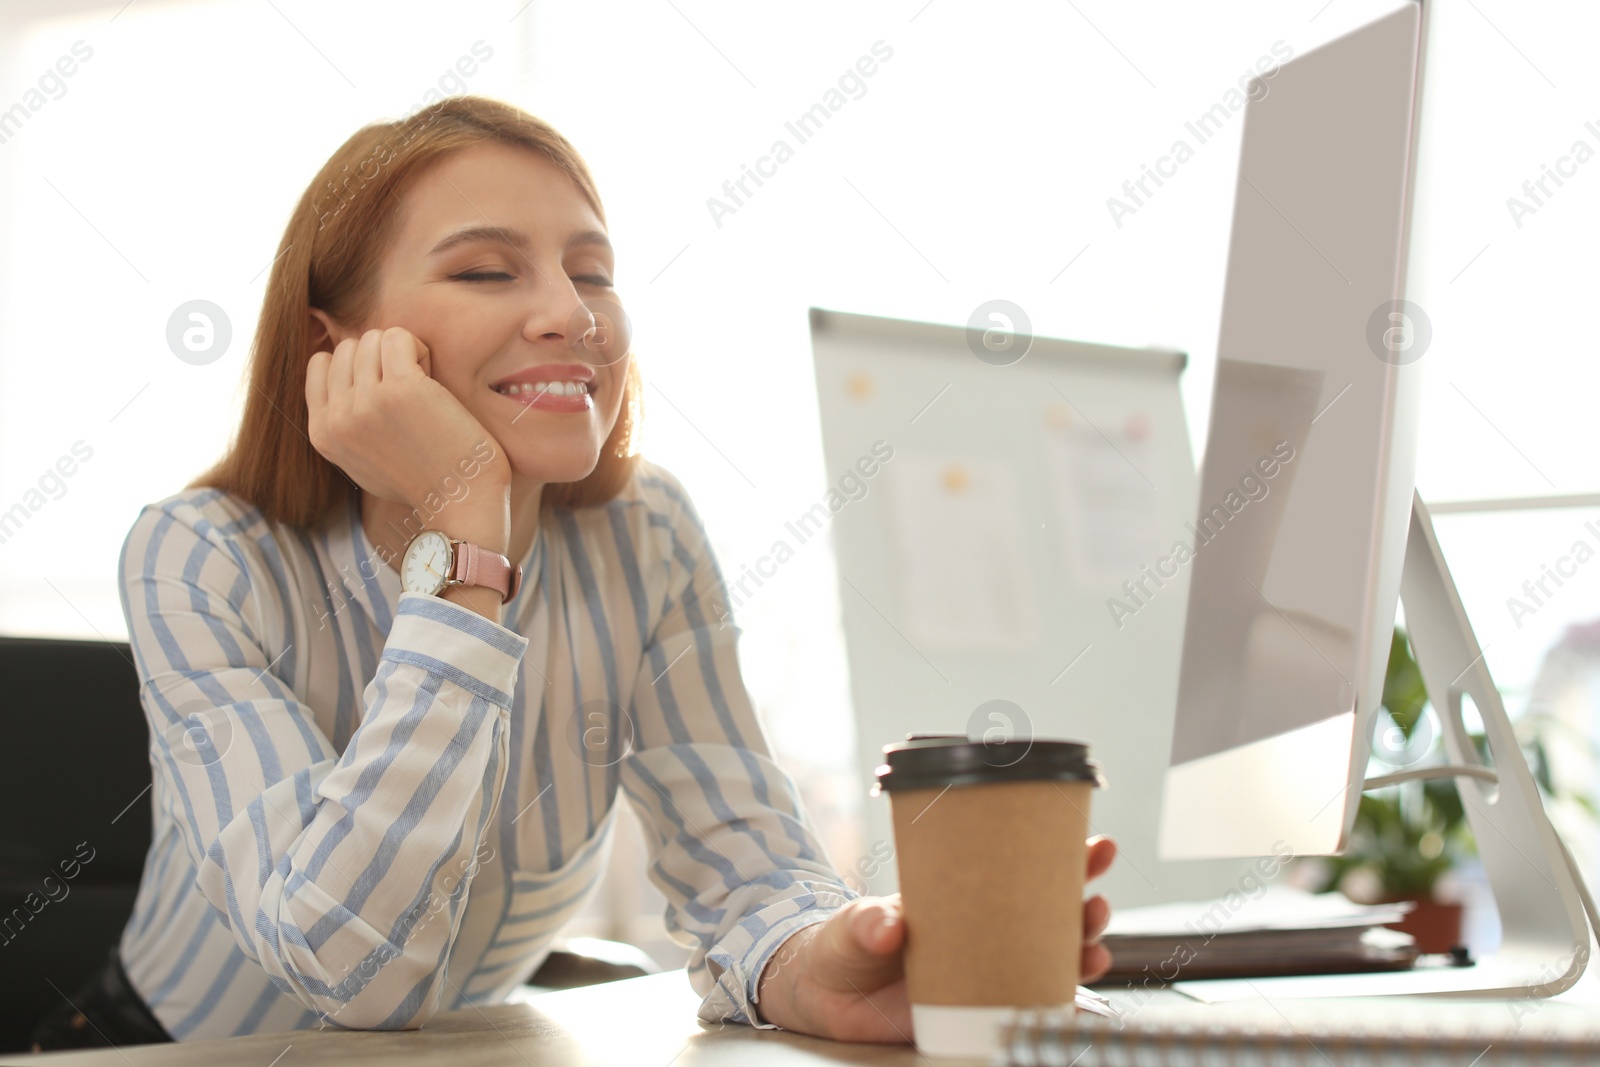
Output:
[520, 266, 591, 348]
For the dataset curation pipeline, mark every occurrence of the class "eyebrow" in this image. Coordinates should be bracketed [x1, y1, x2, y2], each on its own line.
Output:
[567, 229, 612, 252]
[428, 225, 612, 257]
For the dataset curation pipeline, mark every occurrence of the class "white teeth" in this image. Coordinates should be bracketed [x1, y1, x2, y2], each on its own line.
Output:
[497, 381, 590, 396]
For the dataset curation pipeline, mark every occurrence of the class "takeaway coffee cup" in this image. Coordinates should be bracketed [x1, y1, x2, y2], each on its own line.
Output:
[873, 734, 1106, 1059]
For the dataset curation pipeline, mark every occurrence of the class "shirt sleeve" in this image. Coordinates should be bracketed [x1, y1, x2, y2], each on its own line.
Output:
[614, 474, 861, 1029]
[119, 497, 528, 1030]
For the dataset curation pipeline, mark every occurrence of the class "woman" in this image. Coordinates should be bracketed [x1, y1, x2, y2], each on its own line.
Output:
[30, 95, 1115, 1051]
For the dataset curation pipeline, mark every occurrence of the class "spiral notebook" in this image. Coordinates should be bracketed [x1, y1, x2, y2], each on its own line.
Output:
[999, 994, 1600, 1066]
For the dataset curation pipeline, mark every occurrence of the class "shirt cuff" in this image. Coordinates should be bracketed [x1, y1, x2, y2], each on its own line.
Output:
[697, 887, 860, 1030]
[383, 592, 528, 707]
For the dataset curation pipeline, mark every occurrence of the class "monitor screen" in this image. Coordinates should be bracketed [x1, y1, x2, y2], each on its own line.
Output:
[1159, 2, 1428, 859]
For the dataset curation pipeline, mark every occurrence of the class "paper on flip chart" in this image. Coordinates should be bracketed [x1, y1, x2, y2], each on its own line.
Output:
[886, 452, 1038, 654]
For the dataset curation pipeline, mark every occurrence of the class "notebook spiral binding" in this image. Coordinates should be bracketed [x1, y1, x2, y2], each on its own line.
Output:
[999, 1007, 1600, 1067]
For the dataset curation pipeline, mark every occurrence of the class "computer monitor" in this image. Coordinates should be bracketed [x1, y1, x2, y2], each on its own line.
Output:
[1157, 0, 1597, 998]
[1157, 1, 1429, 862]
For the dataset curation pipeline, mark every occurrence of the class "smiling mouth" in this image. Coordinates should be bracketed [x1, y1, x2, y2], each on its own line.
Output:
[491, 380, 591, 397]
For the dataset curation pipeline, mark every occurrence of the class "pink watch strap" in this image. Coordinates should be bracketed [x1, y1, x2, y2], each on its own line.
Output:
[449, 540, 523, 604]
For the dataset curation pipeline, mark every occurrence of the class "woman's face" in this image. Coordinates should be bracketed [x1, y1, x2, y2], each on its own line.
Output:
[318, 140, 629, 488]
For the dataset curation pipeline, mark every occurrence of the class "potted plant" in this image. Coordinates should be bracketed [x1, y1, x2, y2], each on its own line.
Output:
[1312, 628, 1473, 952]
[1312, 626, 1599, 953]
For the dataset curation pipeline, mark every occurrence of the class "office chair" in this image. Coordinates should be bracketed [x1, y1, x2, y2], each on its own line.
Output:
[0, 636, 651, 1052]
[0, 636, 152, 1053]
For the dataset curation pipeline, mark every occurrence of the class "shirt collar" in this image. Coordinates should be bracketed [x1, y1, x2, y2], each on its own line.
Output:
[319, 490, 403, 635]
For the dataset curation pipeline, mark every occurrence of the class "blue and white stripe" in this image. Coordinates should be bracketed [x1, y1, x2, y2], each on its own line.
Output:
[115, 459, 855, 1040]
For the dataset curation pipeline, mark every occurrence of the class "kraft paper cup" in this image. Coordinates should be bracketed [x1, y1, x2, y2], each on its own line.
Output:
[874, 735, 1105, 1059]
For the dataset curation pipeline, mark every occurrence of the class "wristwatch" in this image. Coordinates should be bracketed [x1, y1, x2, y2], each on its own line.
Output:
[400, 530, 523, 604]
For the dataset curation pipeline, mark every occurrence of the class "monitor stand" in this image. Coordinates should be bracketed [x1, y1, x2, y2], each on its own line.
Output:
[1175, 492, 1598, 1003]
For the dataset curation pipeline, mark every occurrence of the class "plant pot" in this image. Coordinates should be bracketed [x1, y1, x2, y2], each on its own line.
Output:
[1382, 896, 1464, 955]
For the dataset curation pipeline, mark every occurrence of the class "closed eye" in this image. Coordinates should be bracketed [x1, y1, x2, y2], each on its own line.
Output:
[573, 274, 614, 287]
[453, 270, 514, 282]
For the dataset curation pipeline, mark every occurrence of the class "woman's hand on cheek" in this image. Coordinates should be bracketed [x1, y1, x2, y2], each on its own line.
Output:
[306, 327, 512, 547]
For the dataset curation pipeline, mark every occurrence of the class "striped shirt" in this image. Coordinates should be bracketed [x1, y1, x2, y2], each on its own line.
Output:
[115, 459, 857, 1041]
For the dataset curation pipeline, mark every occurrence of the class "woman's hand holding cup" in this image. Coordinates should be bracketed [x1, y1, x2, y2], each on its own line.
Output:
[753, 835, 1117, 1044]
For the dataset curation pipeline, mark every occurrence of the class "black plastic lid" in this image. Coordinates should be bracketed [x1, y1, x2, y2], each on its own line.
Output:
[872, 733, 1106, 794]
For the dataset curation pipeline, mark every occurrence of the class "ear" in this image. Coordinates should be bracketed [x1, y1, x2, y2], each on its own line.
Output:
[307, 308, 344, 353]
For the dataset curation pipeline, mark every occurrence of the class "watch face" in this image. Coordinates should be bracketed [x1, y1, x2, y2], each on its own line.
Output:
[402, 530, 452, 596]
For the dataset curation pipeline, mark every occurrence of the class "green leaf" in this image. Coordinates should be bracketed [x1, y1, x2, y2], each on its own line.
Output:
[1383, 628, 1428, 736]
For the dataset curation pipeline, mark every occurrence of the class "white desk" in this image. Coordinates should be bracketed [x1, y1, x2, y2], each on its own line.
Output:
[11, 969, 1598, 1065]
[3, 971, 936, 1066]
